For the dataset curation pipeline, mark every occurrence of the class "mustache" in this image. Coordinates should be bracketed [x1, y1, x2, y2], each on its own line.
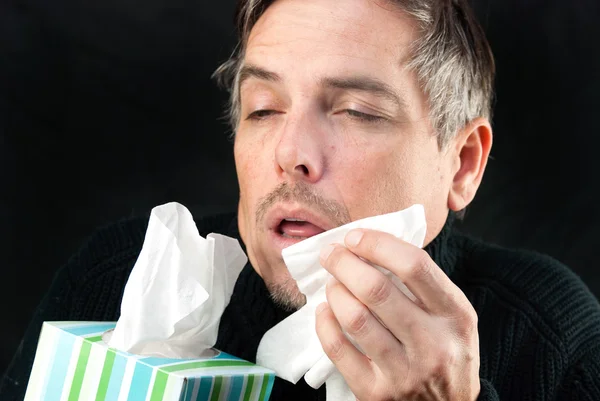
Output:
[255, 182, 351, 228]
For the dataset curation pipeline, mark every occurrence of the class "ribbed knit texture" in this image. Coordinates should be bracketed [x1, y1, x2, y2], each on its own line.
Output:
[1, 212, 600, 400]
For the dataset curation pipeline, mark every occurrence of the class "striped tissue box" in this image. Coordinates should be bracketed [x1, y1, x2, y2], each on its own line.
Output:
[25, 322, 275, 401]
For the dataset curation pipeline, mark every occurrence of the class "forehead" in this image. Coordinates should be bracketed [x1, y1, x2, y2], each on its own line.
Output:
[245, 0, 418, 76]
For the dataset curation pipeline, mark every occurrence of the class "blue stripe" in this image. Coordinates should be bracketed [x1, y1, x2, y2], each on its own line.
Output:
[198, 377, 213, 400]
[182, 378, 197, 401]
[63, 323, 117, 337]
[228, 375, 244, 400]
[126, 362, 153, 401]
[104, 352, 127, 400]
[214, 351, 242, 361]
[44, 331, 76, 401]
[263, 374, 275, 401]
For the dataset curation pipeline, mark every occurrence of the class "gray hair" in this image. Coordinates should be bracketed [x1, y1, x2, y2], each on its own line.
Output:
[213, 0, 495, 149]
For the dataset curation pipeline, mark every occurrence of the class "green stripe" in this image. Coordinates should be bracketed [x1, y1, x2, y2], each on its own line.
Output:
[68, 341, 92, 401]
[209, 377, 223, 401]
[258, 375, 270, 401]
[149, 371, 169, 401]
[94, 349, 116, 401]
[159, 359, 253, 373]
[87, 335, 103, 343]
[242, 375, 255, 401]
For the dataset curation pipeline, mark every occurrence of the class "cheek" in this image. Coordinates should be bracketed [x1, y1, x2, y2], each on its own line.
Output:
[234, 139, 256, 206]
[234, 136, 273, 210]
[331, 144, 413, 213]
[330, 135, 444, 218]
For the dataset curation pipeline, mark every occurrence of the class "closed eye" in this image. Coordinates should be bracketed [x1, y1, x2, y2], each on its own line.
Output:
[344, 109, 386, 123]
[246, 109, 278, 120]
[246, 109, 386, 123]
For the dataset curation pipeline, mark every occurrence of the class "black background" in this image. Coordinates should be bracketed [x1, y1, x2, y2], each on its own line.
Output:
[1, 0, 599, 376]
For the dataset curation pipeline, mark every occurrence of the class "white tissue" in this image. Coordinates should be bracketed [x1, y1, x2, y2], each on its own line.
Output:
[256, 204, 427, 401]
[108, 202, 248, 358]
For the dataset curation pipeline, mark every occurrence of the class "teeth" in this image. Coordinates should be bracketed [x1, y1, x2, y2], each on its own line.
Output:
[281, 233, 306, 239]
[284, 218, 305, 222]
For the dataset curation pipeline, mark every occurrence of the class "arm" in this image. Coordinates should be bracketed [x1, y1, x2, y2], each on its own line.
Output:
[0, 217, 148, 401]
[478, 379, 500, 401]
[557, 354, 600, 401]
[0, 260, 75, 400]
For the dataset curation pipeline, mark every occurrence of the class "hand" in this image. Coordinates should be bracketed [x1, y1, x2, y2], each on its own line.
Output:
[315, 229, 480, 401]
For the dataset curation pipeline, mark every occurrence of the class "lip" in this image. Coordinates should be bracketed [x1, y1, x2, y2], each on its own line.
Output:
[265, 204, 336, 251]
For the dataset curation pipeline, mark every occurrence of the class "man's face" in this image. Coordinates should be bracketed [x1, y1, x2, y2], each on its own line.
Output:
[234, 0, 457, 309]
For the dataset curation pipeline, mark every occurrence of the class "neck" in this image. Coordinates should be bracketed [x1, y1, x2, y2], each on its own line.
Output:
[423, 210, 458, 277]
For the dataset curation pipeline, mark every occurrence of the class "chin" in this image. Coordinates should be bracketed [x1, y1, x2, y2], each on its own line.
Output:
[264, 273, 307, 312]
[246, 241, 307, 311]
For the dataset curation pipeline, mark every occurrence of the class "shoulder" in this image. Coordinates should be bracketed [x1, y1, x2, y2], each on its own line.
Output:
[64, 211, 238, 313]
[453, 231, 600, 358]
[70, 210, 238, 276]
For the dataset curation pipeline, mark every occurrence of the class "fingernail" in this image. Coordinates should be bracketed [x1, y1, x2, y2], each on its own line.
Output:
[316, 302, 328, 315]
[320, 244, 335, 262]
[345, 230, 364, 247]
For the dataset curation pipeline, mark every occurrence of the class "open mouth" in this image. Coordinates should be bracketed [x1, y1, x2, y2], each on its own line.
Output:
[266, 206, 333, 250]
[277, 218, 326, 240]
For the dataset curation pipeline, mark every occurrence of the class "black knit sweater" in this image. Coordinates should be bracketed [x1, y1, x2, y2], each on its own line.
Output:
[2, 212, 600, 400]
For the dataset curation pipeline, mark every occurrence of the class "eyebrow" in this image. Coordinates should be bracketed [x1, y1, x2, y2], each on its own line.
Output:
[239, 64, 406, 110]
[320, 76, 406, 110]
[239, 64, 282, 87]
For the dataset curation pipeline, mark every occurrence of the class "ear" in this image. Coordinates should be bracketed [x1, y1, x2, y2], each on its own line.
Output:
[447, 117, 493, 212]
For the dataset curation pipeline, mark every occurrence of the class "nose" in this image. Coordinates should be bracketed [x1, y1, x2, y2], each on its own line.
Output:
[274, 111, 326, 183]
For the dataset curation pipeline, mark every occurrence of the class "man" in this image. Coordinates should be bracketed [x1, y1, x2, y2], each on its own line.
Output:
[2, 0, 600, 400]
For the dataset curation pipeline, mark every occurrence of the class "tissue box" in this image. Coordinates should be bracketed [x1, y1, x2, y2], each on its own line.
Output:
[25, 322, 275, 401]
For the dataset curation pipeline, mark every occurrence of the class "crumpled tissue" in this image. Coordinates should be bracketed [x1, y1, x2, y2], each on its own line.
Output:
[107, 201, 248, 358]
[256, 204, 427, 401]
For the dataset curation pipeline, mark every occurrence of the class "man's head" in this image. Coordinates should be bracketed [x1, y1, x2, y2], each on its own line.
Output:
[214, 0, 494, 310]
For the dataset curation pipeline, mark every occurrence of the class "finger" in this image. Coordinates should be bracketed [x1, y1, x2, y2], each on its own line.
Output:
[315, 302, 375, 389]
[326, 277, 407, 374]
[321, 245, 430, 345]
[342, 229, 471, 316]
